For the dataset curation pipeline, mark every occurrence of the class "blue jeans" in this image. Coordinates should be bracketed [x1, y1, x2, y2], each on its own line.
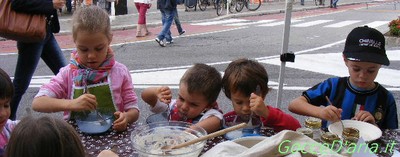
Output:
[174, 8, 183, 34]
[332, 0, 339, 7]
[10, 31, 67, 120]
[66, 0, 72, 12]
[157, 8, 176, 42]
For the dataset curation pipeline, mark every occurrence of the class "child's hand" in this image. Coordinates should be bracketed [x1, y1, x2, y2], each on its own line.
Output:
[157, 86, 172, 104]
[249, 93, 268, 117]
[112, 111, 127, 132]
[352, 111, 375, 124]
[319, 105, 342, 122]
[70, 94, 97, 111]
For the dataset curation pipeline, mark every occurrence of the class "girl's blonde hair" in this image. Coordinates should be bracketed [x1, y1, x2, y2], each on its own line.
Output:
[72, 6, 112, 41]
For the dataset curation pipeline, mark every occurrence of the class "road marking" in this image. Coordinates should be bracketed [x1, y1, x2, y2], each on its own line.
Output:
[259, 50, 400, 87]
[26, 49, 400, 90]
[292, 20, 333, 27]
[257, 19, 302, 27]
[224, 20, 276, 26]
[324, 20, 361, 28]
[191, 19, 249, 26]
[363, 21, 390, 28]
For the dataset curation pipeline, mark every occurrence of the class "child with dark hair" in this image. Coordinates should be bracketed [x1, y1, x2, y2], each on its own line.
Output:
[141, 63, 223, 133]
[289, 26, 398, 129]
[222, 58, 301, 133]
[0, 68, 19, 156]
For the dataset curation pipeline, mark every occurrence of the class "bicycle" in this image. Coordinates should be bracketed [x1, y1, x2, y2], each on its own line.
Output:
[314, 0, 325, 6]
[235, 0, 261, 12]
[198, 0, 210, 11]
[216, 0, 235, 16]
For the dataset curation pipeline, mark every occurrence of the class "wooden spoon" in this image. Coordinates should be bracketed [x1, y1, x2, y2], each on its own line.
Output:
[161, 122, 247, 151]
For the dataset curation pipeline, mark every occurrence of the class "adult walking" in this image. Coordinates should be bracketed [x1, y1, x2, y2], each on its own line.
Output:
[9, 0, 67, 120]
[155, 0, 177, 47]
[134, 0, 152, 37]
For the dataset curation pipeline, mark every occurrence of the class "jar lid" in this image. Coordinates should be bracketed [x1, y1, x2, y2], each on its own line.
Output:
[305, 117, 322, 129]
[321, 132, 340, 143]
[296, 128, 313, 138]
[342, 127, 360, 138]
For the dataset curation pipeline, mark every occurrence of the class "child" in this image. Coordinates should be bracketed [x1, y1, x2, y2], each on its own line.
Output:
[222, 58, 301, 133]
[288, 26, 398, 129]
[0, 68, 19, 155]
[141, 63, 223, 133]
[32, 6, 140, 132]
[5, 115, 86, 157]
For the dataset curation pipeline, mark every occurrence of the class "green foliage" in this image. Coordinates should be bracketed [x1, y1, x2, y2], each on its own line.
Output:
[388, 17, 400, 37]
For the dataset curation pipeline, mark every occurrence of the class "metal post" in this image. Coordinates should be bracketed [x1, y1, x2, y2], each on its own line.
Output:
[276, 0, 294, 108]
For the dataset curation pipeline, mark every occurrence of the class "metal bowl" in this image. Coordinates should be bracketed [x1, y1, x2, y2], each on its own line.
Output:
[131, 121, 207, 157]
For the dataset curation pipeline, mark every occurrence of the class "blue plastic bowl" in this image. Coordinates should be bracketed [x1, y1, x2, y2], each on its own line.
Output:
[76, 112, 113, 134]
[223, 115, 262, 140]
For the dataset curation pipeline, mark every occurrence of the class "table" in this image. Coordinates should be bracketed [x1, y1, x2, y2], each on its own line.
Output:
[70, 120, 400, 157]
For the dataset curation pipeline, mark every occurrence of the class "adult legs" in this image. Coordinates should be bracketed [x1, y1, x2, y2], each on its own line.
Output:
[174, 8, 184, 35]
[10, 33, 66, 120]
[332, 0, 338, 8]
[41, 34, 67, 74]
[156, 9, 175, 43]
[66, 0, 72, 13]
[135, 3, 150, 37]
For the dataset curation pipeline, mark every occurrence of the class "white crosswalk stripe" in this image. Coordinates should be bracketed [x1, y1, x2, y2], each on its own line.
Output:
[191, 19, 249, 26]
[191, 19, 390, 29]
[324, 20, 362, 28]
[224, 20, 276, 26]
[292, 20, 333, 27]
[362, 21, 390, 28]
[256, 19, 303, 27]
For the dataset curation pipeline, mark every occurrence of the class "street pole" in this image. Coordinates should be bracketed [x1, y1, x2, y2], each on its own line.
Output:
[276, 0, 293, 108]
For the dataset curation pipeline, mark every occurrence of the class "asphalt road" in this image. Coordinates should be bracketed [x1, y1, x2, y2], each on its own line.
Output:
[0, 2, 399, 127]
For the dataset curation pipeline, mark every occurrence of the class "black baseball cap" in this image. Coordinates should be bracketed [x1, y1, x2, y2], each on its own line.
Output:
[343, 26, 389, 66]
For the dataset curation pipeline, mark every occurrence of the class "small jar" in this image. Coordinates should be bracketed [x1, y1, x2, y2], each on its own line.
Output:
[321, 132, 341, 150]
[342, 127, 360, 146]
[296, 127, 313, 139]
[305, 117, 322, 142]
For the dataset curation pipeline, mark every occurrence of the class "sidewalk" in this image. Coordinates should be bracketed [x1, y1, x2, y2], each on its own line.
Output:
[57, 0, 371, 34]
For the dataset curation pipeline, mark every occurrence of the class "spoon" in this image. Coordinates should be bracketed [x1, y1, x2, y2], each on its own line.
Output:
[325, 96, 344, 133]
[161, 123, 247, 151]
[247, 85, 261, 126]
[84, 84, 107, 125]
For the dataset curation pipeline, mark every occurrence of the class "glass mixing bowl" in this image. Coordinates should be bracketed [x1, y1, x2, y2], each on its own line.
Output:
[131, 121, 207, 157]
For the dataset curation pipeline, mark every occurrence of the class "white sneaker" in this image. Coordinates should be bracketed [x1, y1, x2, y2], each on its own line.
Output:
[155, 38, 166, 47]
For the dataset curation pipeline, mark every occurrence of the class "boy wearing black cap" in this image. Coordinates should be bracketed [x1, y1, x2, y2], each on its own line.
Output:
[288, 26, 398, 129]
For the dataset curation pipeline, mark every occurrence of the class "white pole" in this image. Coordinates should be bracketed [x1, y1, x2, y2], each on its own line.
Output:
[227, 0, 230, 15]
[110, 1, 116, 21]
[111, 2, 115, 16]
[276, 0, 293, 108]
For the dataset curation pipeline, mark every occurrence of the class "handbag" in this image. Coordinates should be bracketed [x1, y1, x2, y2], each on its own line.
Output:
[0, 0, 47, 43]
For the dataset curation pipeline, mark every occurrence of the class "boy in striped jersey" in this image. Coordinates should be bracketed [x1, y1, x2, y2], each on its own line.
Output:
[288, 26, 398, 130]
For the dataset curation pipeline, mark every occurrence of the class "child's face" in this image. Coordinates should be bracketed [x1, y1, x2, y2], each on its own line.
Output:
[176, 83, 210, 119]
[345, 59, 381, 90]
[0, 98, 11, 130]
[230, 90, 252, 116]
[75, 31, 111, 69]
